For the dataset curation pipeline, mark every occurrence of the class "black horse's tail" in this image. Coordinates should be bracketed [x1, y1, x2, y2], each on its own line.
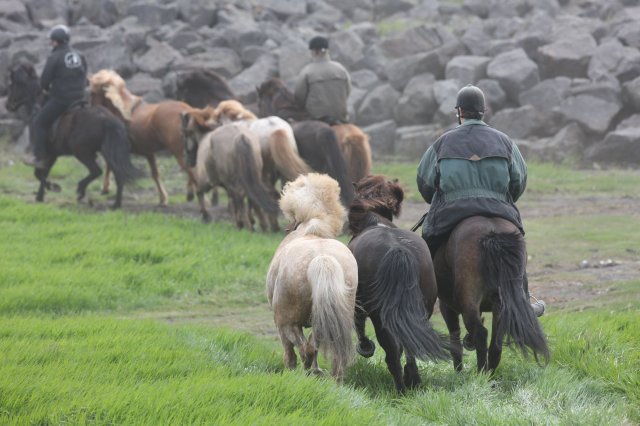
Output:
[367, 246, 448, 361]
[100, 118, 143, 183]
[480, 232, 550, 363]
[318, 126, 355, 206]
[234, 134, 279, 214]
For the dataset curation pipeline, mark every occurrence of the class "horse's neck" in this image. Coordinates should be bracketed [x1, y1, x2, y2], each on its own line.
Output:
[348, 209, 396, 236]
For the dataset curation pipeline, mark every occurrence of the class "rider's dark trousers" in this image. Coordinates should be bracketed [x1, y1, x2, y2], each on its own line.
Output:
[30, 98, 72, 160]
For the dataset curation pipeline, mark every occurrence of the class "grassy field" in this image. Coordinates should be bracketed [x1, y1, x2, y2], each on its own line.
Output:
[1, 156, 639, 425]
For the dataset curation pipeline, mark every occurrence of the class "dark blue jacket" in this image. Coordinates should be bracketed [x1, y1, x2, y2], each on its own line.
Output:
[40, 43, 87, 102]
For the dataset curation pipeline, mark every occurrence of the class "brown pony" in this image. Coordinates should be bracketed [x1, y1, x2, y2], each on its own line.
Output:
[181, 110, 278, 230]
[266, 173, 358, 382]
[348, 175, 447, 393]
[89, 70, 197, 206]
[256, 78, 372, 186]
[433, 217, 550, 373]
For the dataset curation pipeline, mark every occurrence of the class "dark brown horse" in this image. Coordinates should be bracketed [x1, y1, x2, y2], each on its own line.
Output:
[89, 69, 197, 206]
[256, 78, 372, 187]
[434, 217, 549, 373]
[175, 69, 235, 109]
[348, 175, 447, 393]
[256, 79, 356, 206]
[6, 61, 140, 208]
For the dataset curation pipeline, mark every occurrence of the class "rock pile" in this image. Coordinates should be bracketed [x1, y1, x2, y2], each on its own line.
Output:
[1, 0, 639, 165]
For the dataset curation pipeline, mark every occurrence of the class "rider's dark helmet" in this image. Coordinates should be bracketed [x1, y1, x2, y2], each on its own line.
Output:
[49, 25, 70, 44]
[455, 84, 486, 114]
[309, 36, 329, 51]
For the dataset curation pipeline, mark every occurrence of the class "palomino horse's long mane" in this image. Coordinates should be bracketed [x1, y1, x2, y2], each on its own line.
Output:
[89, 70, 142, 120]
[348, 175, 404, 235]
[280, 173, 345, 238]
[213, 100, 257, 123]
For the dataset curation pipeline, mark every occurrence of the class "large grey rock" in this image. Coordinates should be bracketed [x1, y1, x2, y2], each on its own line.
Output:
[167, 29, 201, 54]
[588, 38, 640, 83]
[0, 49, 10, 96]
[261, 0, 307, 17]
[461, 21, 492, 56]
[513, 11, 554, 60]
[610, 7, 640, 49]
[486, 48, 539, 103]
[569, 79, 621, 104]
[216, 21, 267, 53]
[69, 0, 119, 28]
[586, 127, 640, 165]
[384, 51, 442, 91]
[394, 124, 443, 159]
[328, 30, 365, 70]
[377, 24, 451, 59]
[445, 55, 491, 85]
[229, 54, 278, 103]
[361, 119, 396, 157]
[356, 83, 400, 127]
[476, 79, 507, 114]
[297, 2, 344, 28]
[350, 69, 379, 90]
[544, 122, 588, 163]
[537, 33, 597, 78]
[393, 73, 437, 126]
[135, 39, 182, 78]
[489, 105, 548, 139]
[518, 77, 571, 112]
[25, 0, 68, 26]
[554, 94, 622, 135]
[175, 0, 217, 28]
[174, 48, 242, 79]
[623, 76, 640, 111]
[488, 0, 530, 18]
[126, 73, 163, 101]
[0, 117, 25, 142]
[126, 2, 177, 27]
[277, 42, 309, 83]
[0, 0, 29, 24]
[433, 79, 461, 125]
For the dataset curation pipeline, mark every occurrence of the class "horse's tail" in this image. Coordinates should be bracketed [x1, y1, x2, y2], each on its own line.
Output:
[268, 128, 312, 181]
[367, 246, 448, 361]
[319, 126, 355, 206]
[234, 134, 279, 214]
[480, 231, 550, 363]
[337, 125, 372, 184]
[308, 255, 355, 374]
[100, 117, 143, 182]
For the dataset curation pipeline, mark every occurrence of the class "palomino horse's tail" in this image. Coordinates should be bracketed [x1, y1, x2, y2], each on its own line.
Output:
[480, 232, 550, 363]
[234, 135, 279, 214]
[368, 246, 448, 361]
[308, 255, 355, 377]
[100, 117, 144, 182]
[333, 124, 372, 184]
[268, 128, 312, 181]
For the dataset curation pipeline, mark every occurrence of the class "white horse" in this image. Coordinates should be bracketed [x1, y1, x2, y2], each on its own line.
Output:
[266, 173, 357, 382]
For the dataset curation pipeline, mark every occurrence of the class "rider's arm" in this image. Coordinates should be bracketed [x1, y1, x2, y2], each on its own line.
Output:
[509, 142, 527, 202]
[293, 71, 308, 108]
[417, 146, 438, 204]
[40, 54, 57, 92]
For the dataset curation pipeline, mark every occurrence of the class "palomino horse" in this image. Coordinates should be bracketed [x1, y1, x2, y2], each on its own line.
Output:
[89, 70, 197, 206]
[212, 99, 312, 189]
[181, 110, 278, 230]
[6, 61, 140, 208]
[266, 173, 357, 382]
[433, 217, 549, 372]
[256, 78, 372, 187]
[348, 175, 447, 393]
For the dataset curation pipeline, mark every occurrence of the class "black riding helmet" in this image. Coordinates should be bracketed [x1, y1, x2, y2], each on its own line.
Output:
[49, 24, 70, 44]
[309, 36, 329, 51]
[455, 84, 486, 114]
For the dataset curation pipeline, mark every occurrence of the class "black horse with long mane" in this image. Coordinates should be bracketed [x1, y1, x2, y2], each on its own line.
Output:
[6, 61, 140, 208]
[348, 175, 448, 393]
[174, 69, 236, 109]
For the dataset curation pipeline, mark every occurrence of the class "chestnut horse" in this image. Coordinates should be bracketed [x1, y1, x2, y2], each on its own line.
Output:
[433, 217, 549, 373]
[256, 78, 372, 186]
[266, 173, 357, 382]
[89, 70, 197, 206]
[6, 61, 140, 208]
[348, 175, 447, 393]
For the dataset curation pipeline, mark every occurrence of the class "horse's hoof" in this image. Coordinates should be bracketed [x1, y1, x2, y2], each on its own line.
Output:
[110, 203, 121, 210]
[101, 189, 109, 195]
[46, 182, 61, 193]
[35, 196, 44, 203]
[356, 338, 375, 358]
[307, 368, 324, 377]
[186, 192, 194, 202]
[202, 213, 212, 223]
[463, 333, 475, 351]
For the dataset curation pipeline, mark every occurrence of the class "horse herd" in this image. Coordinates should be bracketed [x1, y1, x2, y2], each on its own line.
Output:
[6, 61, 549, 393]
[6, 61, 370, 227]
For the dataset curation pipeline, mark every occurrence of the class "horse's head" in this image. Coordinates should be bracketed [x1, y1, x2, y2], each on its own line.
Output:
[180, 107, 220, 168]
[280, 173, 346, 238]
[213, 99, 257, 124]
[6, 61, 40, 114]
[88, 69, 140, 121]
[352, 175, 404, 220]
[176, 69, 235, 109]
[256, 78, 288, 118]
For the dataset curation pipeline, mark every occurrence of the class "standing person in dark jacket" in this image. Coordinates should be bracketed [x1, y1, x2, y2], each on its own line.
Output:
[416, 84, 546, 320]
[24, 24, 88, 169]
[294, 36, 351, 125]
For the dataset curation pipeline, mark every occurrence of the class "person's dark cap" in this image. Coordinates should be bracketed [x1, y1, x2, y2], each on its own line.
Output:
[49, 25, 70, 43]
[454, 84, 486, 113]
[309, 36, 329, 50]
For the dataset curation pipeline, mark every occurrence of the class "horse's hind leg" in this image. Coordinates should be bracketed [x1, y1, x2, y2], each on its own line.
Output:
[146, 154, 169, 206]
[101, 164, 111, 194]
[488, 308, 504, 372]
[404, 355, 421, 389]
[440, 301, 463, 372]
[277, 328, 298, 370]
[34, 166, 53, 202]
[112, 173, 124, 209]
[355, 304, 375, 358]
[76, 155, 102, 203]
[462, 310, 488, 372]
[371, 313, 406, 393]
[249, 200, 269, 232]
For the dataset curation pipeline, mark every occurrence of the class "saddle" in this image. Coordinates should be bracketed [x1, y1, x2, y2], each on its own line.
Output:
[50, 99, 88, 137]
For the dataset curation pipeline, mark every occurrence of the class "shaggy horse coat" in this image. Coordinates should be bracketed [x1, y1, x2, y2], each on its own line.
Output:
[266, 174, 357, 382]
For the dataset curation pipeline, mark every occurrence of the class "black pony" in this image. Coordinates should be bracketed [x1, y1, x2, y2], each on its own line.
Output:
[6, 61, 140, 208]
[175, 69, 235, 109]
[348, 175, 447, 393]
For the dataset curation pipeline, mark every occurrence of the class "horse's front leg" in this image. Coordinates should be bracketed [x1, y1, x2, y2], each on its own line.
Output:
[196, 185, 211, 223]
[34, 166, 53, 202]
[146, 154, 169, 206]
[101, 164, 111, 194]
[76, 155, 102, 203]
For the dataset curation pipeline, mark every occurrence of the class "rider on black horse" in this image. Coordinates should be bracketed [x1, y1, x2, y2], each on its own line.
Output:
[24, 24, 88, 170]
[294, 36, 352, 126]
[416, 84, 546, 320]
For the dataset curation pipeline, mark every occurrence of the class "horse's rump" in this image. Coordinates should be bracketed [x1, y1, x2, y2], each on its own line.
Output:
[332, 124, 372, 184]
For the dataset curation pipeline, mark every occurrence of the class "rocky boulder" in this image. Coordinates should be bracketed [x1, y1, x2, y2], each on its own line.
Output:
[393, 73, 438, 126]
[356, 83, 400, 126]
[486, 48, 540, 103]
[445, 55, 491, 85]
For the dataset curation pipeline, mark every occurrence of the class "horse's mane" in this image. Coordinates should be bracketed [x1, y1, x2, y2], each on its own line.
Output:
[214, 100, 257, 123]
[89, 69, 141, 120]
[280, 173, 345, 238]
[348, 175, 404, 235]
[177, 69, 235, 108]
